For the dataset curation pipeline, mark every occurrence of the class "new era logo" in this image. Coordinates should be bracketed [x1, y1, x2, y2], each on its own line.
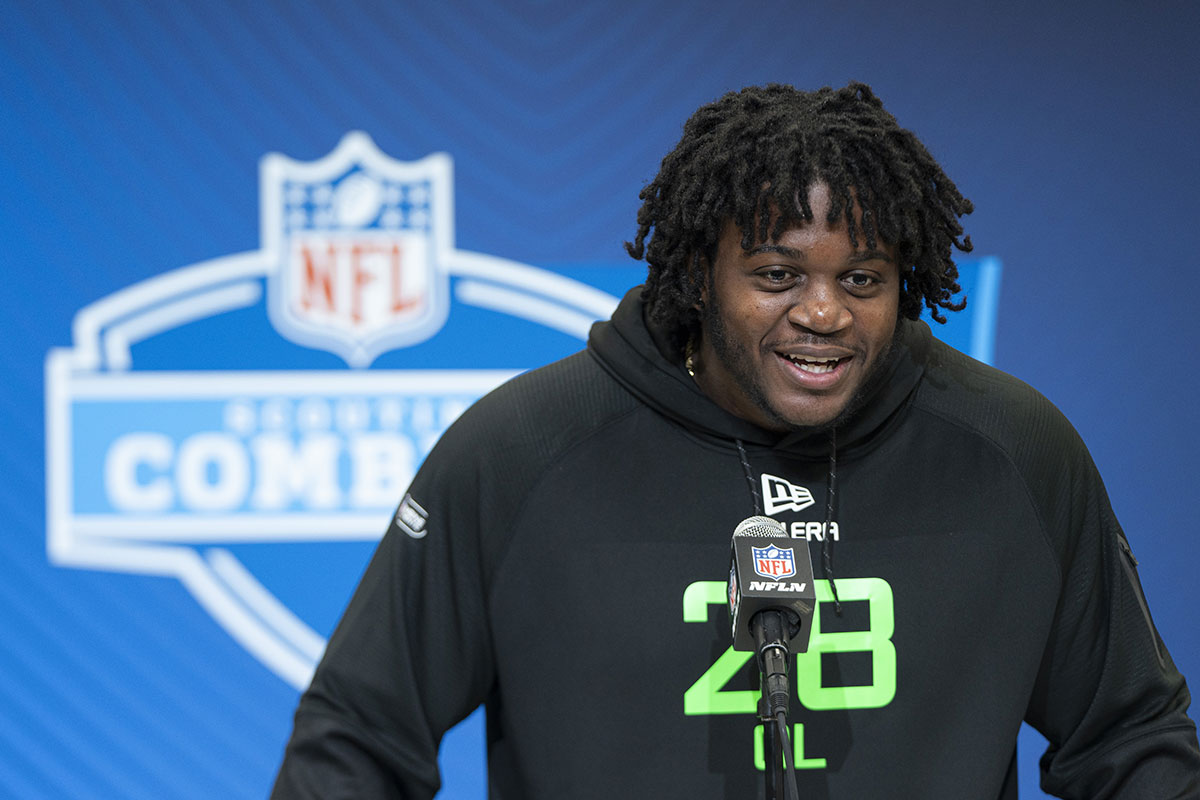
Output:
[761, 473, 815, 515]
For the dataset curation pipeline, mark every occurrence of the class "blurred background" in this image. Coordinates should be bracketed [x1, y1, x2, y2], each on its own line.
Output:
[2, 1, 1198, 797]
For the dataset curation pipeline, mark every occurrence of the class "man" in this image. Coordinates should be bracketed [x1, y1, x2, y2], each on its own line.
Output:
[272, 83, 1200, 798]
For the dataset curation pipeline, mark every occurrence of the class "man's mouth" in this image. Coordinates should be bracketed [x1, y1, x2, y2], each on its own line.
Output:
[781, 353, 849, 375]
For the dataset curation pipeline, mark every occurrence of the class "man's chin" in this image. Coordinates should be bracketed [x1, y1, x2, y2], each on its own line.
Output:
[763, 366, 888, 432]
[757, 393, 850, 433]
[776, 407, 848, 434]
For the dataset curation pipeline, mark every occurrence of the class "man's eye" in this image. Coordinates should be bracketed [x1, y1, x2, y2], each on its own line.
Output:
[845, 273, 876, 288]
[761, 268, 792, 283]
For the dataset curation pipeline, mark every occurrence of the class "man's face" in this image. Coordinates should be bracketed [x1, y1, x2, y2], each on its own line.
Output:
[693, 183, 900, 431]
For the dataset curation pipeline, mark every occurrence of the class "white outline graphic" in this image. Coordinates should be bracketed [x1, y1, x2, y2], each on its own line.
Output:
[46, 134, 620, 690]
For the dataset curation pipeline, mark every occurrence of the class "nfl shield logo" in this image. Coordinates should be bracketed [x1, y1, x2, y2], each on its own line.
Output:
[261, 132, 452, 367]
[752, 544, 797, 580]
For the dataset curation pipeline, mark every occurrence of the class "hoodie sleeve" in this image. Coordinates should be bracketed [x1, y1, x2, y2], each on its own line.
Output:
[268, 350, 631, 799]
[1022, 429, 1200, 798]
[269, 420, 497, 800]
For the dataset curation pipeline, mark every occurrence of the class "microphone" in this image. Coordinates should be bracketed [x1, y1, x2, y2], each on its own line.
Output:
[728, 516, 816, 718]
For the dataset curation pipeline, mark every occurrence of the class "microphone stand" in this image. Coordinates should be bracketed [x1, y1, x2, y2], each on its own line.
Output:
[759, 693, 782, 800]
[756, 611, 799, 800]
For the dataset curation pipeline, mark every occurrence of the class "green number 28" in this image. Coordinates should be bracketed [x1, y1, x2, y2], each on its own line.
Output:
[682, 577, 896, 716]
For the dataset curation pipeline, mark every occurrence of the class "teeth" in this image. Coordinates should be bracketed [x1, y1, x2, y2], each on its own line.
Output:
[785, 354, 841, 374]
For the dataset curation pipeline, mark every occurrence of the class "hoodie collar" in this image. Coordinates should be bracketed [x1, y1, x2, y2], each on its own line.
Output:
[587, 287, 929, 458]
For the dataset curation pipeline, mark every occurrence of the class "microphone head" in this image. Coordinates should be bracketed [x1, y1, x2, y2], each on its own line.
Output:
[733, 515, 786, 538]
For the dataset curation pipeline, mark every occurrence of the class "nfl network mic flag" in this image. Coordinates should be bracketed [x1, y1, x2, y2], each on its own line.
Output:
[729, 516, 816, 653]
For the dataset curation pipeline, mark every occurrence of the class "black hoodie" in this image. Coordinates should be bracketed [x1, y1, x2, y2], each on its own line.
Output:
[273, 288, 1200, 799]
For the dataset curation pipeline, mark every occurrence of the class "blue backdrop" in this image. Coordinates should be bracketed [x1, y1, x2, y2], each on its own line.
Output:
[3, 2, 1198, 798]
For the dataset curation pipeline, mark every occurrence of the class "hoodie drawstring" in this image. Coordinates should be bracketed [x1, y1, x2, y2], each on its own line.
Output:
[735, 439, 763, 516]
[822, 429, 842, 615]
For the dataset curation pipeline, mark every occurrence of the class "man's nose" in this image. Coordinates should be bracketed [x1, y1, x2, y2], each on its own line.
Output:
[786, 284, 851, 334]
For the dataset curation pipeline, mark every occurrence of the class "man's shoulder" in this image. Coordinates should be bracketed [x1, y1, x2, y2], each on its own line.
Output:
[913, 337, 1084, 458]
[474, 348, 637, 420]
[433, 349, 642, 462]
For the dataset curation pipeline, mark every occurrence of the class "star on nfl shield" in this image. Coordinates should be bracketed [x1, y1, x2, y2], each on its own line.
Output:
[262, 132, 452, 367]
[752, 544, 797, 581]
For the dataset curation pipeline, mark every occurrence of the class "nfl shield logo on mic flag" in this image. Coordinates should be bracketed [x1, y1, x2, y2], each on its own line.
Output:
[752, 544, 796, 581]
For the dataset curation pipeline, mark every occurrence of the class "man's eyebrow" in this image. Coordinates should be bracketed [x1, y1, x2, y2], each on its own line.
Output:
[746, 243, 805, 258]
[848, 249, 895, 264]
[746, 244, 895, 263]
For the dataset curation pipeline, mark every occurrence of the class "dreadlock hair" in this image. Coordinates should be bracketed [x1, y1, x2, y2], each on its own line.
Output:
[626, 82, 974, 357]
